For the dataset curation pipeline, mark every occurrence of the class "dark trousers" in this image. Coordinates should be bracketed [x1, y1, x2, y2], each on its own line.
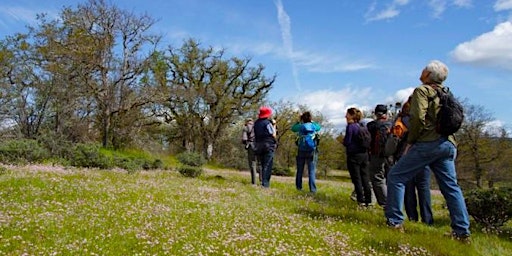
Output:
[347, 152, 372, 204]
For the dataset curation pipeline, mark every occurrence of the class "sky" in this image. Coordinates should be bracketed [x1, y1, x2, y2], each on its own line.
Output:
[1, 0, 512, 133]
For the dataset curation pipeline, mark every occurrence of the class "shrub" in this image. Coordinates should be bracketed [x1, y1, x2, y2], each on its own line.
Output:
[272, 165, 293, 176]
[152, 159, 164, 169]
[69, 144, 113, 169]
[465, 187, 512, 232]
[178, 165, 203, 178]
[0, 139, 49, 164]
[176, 151, 206, 167]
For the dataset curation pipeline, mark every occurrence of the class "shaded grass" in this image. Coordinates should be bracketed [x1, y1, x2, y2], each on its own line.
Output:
[0, 165, 510, 255]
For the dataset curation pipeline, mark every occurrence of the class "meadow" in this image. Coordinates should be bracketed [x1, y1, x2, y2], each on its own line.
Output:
[0, 165, 511, 255]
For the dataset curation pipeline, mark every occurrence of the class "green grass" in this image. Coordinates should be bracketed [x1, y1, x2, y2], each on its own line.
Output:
[0, 165, 510, 255]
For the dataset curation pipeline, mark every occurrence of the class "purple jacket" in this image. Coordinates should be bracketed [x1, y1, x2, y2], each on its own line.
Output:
[343, 122, 367, 154]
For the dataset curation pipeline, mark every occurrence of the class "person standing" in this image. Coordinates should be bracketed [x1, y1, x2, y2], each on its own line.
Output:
[395, 98, 434, 225]
[291, 111, 321, 193]
[367, 104, 393, 208]
[242, 118, 260, 185]
[253, 106, 277, 188]
[385, 60, 470, 242]
[343, 108, 372, 208]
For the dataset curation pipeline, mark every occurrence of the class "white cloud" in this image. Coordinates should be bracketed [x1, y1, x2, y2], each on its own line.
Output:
[290, 50, 375, 73]
[2, 6, 38, 23]
[453, 0, 472, 8]
[365, 0, 409, 22]
[450, 21, 512, 69]
[288, 88, 372, 129]
[428, 0, 447, 18]
[494, 0, 512, 11]
[286, 86, 415, 132]
[366, 0, 471, 21]
[274, 0, 301, 90]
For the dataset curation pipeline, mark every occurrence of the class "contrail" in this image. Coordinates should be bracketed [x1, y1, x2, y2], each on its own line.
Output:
[275, 0, 301, 90]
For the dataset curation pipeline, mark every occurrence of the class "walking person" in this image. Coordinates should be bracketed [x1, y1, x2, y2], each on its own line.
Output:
[242, 118, 260, 185]
[343, 107, 372, 208]
[291, 111, 321, 193]
[385, 60, 470, 242]
[253, 106, 277, 188]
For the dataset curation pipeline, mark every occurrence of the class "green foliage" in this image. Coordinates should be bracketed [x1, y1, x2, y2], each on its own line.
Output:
[177, 165, 203, 178]
[69, 144, 114, 169]
[0, 139, 49, 164]
[465, 187, 512, 232]
[0, 165, 7, 175]
[272, 165, 293, 176]
[176, 151, 206, 167]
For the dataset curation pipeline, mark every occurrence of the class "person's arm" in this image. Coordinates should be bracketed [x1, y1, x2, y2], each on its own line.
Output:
[312, 122, 321, 132]
[342, 124, 353, 147]
[291, 122, 301, 132]
[241, 126, 248, 144]
[266, 122, 276, 138]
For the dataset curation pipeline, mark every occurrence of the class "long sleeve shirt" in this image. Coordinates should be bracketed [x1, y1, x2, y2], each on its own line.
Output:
[408, 84, 456, 146]
[343, 122, 367, 154]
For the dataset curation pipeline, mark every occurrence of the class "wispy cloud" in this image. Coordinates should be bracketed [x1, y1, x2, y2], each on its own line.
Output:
[365, 0, 410, 22]
[428, 0, 447, 18]
[450, 21, 512, 70]
[290, 50, 375, 73]
[453, 0, 472, 7]
[366, 0, 471, 22]
[0, 5, 57, 27]
[494, 0, 512, 11]
[274, 0, 301, 90]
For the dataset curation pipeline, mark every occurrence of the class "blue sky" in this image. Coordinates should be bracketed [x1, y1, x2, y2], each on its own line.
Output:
[1, 0, 512, 132]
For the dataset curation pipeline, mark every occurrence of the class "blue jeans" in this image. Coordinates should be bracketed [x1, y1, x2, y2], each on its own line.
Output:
[257, 150, 274, 188]
[296, 150, 318, 193]
[386, 138, 470, 236]
[404, 167, 433, 225]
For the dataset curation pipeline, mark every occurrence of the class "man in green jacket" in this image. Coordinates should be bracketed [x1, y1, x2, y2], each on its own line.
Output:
[385, 60, 471, 243]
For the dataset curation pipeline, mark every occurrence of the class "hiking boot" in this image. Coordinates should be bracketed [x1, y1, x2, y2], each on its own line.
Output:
[357, 202, 367, 210]
[386, 221, 405, 233]
[445, 231, 471, 244]
[350, 190, 357, 201]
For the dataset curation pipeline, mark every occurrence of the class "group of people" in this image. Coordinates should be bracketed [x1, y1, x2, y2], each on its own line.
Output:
[343, 60, 470, 242]
[241, 107, 321, 193]
[241, 60, 471, 242]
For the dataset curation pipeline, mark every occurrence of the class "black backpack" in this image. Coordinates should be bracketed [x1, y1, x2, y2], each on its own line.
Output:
[430, 85, 464, 136]
[357, 123, 371, 149]
[368, 120, 392, 156]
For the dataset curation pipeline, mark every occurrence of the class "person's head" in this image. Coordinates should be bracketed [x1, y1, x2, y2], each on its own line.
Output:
[420, 60, 449, 84]
[258, 106, 273, 119]
[346, 107, 363, 123]
[401, 96, 412, 116]
[374, 104, 388, 119]
[245, 118, 253, 125]
[300, 111, 312, 123]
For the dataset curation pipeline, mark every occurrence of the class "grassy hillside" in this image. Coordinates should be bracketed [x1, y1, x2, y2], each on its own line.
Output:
[0, 165, 510, 255]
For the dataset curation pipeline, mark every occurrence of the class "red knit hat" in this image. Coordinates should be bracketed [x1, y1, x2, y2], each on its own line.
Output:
[258, 106, 272, 119]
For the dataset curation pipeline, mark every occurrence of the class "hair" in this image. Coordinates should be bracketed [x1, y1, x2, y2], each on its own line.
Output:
[425, 60, 448, 84]
[347, 107, 363, 122]
[401, 96, 412, 116]
[300, 111, 312, 123]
